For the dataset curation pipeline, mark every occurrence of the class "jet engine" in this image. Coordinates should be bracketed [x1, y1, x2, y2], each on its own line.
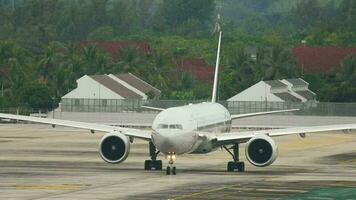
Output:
[245, 134, 278, 167]
[99, 133, 130, 164]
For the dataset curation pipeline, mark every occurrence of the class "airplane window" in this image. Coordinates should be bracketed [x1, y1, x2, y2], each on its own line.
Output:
[169, 125, 176, 129]
[158, 124, 168, 129]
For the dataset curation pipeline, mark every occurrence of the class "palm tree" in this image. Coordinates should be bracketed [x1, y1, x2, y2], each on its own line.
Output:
[38, 42, 63, 83]
[226, 48, 256, 92]
[263, 45, 298, 80]
[334, 56, 356, 101]
[82, 45, 110, 74]
[338, 56, 356, 86]
[115, 47, 143, 74]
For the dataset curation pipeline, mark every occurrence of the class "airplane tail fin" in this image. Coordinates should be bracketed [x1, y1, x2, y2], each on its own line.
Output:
[212, 15, 222, 103]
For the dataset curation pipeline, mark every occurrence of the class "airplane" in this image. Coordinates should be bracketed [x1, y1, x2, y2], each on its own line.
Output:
[0, 30, 355, 175]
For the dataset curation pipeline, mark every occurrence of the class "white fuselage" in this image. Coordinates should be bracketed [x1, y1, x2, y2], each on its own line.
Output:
[151, 102, 232, 155]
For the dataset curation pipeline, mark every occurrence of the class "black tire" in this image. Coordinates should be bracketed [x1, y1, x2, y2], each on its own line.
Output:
[144, 160, 151, 170]
[166, 166, 171, 175]
[156, 160, 163, 170]
[172, 167, 176, 175]
[227, 161, 235, 172]
[227, 161, 245, 172]
[238, 162, 245, 172]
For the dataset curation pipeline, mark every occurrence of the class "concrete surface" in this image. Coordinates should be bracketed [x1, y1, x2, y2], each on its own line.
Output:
[1, 124, 356, 200]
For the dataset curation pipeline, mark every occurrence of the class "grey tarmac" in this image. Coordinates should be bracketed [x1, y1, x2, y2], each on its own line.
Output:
[1, 124, 356, 200]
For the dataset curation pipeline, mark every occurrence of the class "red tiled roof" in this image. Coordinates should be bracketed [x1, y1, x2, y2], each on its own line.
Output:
[177, 59, 215, 82]
[79, 41, 151, 60]
[293, 46, 356, 74]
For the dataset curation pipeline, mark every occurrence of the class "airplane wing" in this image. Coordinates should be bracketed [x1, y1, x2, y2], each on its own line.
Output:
[231, 109, 299, 120]
[0, 113, 152, 140]
[215, 124, 356, 144]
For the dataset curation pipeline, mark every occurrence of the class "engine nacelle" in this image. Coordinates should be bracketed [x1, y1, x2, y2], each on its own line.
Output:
[245, 134, 278, 167]
[99, 133, 130, 164]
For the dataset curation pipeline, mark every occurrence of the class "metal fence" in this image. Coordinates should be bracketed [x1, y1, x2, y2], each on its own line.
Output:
[1, 99, 355, 117]
[60, 98, 144, 112]
[58, 99, 356, 116]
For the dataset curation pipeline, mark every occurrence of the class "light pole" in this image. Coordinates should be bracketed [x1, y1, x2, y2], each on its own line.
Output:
[52, 96, 55, 119]
[1, 82, 3, 97]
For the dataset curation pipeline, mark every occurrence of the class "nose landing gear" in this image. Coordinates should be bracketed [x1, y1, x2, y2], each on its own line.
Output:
[144, 142, 162, 170]
[166, 152, 176, 175]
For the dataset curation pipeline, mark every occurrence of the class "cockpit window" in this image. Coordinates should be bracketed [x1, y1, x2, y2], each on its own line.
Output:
[170, 124, 183, 129]
[158, 124, 183, 130]
[158, 124, 168, 129]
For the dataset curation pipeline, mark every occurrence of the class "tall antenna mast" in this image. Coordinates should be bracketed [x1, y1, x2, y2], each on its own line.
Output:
[211, 14, 222, 103]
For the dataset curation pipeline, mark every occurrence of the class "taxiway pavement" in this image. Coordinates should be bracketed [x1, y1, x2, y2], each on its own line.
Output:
[1, 124, 356, 200]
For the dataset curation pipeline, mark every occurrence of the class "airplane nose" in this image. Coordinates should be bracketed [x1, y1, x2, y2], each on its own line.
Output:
[152, 131, 176, 151]
[152, 131, 197, 154]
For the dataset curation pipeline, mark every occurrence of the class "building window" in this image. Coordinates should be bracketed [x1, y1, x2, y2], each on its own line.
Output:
[102, 99, 107, 107]
[74, 99, 80, 106]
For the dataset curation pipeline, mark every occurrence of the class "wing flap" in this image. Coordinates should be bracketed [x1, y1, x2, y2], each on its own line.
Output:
[0, 113, 152, 140]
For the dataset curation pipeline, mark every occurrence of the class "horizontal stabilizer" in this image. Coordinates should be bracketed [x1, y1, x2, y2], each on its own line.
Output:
[141, 106, 165, 111]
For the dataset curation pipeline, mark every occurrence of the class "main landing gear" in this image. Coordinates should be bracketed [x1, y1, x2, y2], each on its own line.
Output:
[144, 142, 162, 170]
[166, 152, 176, 175]
[223, 143, 245, 172]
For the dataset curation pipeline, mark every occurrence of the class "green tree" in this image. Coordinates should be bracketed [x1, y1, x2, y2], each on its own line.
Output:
[338, 0, 356, 32]
[291, 0, 323, 33]
[37, 42, 63, 83]
[82, 45, 111, 74]
[263, 46, 298, 80]
[332, 56, 356, 101]
[0, 40, 34, 106]
[12, 0, 62, 49]
[115, 47, 144, 74]
[87, 26, 114, 41]
[20, 81, 53, 109]
[159, 0, 215, 36]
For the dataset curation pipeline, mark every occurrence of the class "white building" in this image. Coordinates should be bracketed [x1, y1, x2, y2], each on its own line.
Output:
[280, 79, 316, 102]
[227, 78, 316, 103]
[60, 73, 160, 112]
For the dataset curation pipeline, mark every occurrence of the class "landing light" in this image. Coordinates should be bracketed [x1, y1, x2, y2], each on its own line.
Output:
[167, 153, 176, 161]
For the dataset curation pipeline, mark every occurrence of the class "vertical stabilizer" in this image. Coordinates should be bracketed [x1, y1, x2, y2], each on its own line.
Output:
[211, 30, 222, 103]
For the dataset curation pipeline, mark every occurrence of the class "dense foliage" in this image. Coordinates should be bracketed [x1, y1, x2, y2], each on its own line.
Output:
[0, 0, 355, 109]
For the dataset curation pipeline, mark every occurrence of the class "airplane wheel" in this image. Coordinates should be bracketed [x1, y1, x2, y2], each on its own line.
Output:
[145, 160, 162, 170]
[172, 167, 176, 175]
[154, 160, 162, 170]
[144, 160, 151, 170]
[166, 166, 171, 175]
[238, 162, 245, 172]
[227, 161, 245, 172]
